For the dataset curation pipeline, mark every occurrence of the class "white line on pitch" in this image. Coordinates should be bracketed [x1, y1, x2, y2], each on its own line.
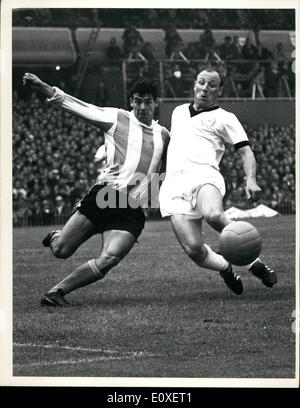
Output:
[14, 342, 119, 354]
[13, 342, 160, 368]
[14, 353, 155, 369]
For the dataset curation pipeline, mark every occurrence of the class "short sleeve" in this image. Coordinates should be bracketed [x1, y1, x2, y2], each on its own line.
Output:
[222, 112, 249, 145]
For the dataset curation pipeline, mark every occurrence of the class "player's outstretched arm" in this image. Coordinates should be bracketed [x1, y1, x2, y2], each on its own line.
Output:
[23, 72, 114, 132]
[237, 145, 262, 201]
[23, 73, 55, 98]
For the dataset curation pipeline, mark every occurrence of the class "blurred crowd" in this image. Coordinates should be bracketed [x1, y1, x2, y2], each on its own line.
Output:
[13, 91, 104, 226]
[12, 8, 294, 30]
[13, 91, 295, 227]
[221, 122, 295, 214]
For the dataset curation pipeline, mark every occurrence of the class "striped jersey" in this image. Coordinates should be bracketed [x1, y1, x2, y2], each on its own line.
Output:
[166, 103, 249, 175]
[48, 87, 169, 204]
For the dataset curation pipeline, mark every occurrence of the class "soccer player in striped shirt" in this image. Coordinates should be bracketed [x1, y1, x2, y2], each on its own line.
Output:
[159, 68, 277, 294]
[23, 73, 169, 306]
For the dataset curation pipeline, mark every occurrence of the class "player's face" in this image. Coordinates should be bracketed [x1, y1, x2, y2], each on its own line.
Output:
[130, 93, 158, 126]
[193, 71, 222, 109]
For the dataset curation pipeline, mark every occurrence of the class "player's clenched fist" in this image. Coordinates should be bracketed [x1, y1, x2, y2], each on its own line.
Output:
[23, 72, 42, 86]
[246, 179, 262, 201]
[22, 72, 55, 98]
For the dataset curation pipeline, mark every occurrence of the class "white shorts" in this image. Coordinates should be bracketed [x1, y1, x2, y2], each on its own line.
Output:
[159, 166, 226, 218]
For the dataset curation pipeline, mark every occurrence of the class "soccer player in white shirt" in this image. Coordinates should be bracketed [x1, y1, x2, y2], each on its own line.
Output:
[23, 73, 169, 306]
[159, 68, 277, 294]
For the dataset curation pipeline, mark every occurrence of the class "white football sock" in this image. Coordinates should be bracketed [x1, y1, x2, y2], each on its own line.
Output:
[49, 259, 104, 294]
[201, 244, 229, 272]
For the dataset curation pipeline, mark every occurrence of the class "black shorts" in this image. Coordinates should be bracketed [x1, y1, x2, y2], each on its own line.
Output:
[73, 184, 146, 240]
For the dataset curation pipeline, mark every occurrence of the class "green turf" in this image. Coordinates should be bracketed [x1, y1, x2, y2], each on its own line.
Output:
[13, 216, 296, 378]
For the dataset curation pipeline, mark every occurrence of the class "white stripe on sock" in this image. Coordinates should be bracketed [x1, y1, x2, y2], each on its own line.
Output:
[88, 259, 104, 279]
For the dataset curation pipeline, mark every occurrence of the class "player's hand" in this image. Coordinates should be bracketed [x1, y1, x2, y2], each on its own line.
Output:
[23, 73, 55, 98]
[23, 72, 43, 87]
[245, 180, 262, 201]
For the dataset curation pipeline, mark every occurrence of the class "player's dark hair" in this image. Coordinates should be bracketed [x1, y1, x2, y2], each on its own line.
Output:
[128, 79, 159, 99]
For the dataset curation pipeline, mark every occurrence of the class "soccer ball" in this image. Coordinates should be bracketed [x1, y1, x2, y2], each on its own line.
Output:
[219, 221, 262, 266]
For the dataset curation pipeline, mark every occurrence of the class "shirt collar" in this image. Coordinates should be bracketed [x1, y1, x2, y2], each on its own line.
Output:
[189, 103, 219, 117]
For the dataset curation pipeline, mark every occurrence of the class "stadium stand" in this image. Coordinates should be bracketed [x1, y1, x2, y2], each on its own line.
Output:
[12, 26, 295, 100]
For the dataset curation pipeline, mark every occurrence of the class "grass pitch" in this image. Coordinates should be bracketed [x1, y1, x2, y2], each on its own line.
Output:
[13, 216, 296, 379]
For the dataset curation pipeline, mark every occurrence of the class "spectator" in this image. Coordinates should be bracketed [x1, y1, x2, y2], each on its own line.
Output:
[286, 61, 295, 97]
[140, 42, 156, 61]
[184, 42, 202, 60]
[139, 43, 157, 78]
[41, 199, 54, 225]
[231, 36, 243, 61]
[219, 36, 235, 61]
[105, 36, 122, 61]
[165, 64, 186, 97]
[13, 180, 27, 200]
[163, 23, 183, 59]
[198, 26, 221, 62]
[69, 179, 86, 208]
[221, 64, 240, 97]
[241, 37, 259, 73]
[54, 195, 67, 215]
[256, 41, 273, 69]
[264, 61, 280, 97]
[274, 42, 287, 73]
[122, 24, 144, 59]
[27, 200, 42, 226]
[128, 63, 153, 91]
[53, 195, 69, 224]
[96, 79, 109, 106]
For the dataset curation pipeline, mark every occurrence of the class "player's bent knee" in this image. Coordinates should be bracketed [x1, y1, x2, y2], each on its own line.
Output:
[183, 240, 206, 261]
[204, 210, 224, 227]
[95, 251, 122, 270]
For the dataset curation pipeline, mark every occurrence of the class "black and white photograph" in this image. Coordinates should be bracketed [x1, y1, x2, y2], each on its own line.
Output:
[0, 0, 299, 389]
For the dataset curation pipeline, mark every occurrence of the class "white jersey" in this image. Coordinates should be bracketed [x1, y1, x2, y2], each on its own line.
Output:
[48, 87, 169, 204]
[166, 103, 249, 175]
